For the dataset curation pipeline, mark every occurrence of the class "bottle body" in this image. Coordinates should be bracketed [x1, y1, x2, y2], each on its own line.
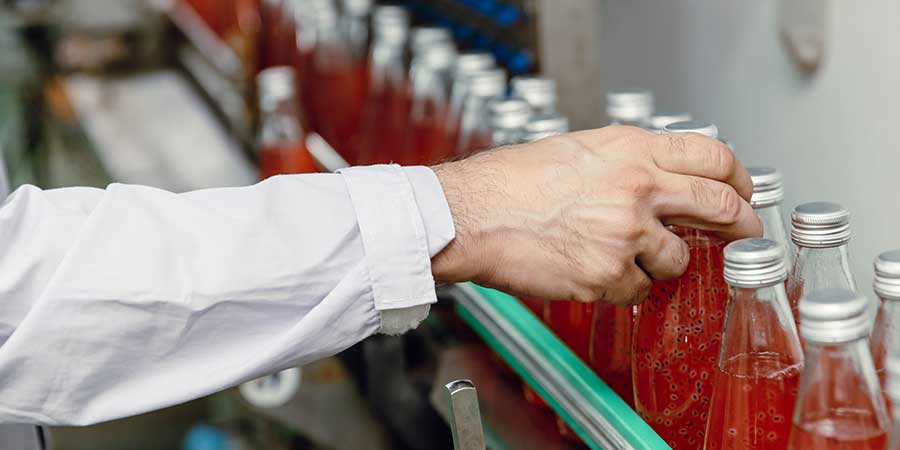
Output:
[786, 245, 857, 332]
[257, 68, 316, 178]
[588, 304, 634, 406]
[633, 227, 728, 449]
[755, 204, 793, 269]
[545, 301, 594, 361]
[871, 298, 900, 405]
[703, 284, 804, 450]
[787, 339, 889, 449]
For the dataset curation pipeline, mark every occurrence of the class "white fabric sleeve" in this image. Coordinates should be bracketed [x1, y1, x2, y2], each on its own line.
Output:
[0, 164, 455, 426]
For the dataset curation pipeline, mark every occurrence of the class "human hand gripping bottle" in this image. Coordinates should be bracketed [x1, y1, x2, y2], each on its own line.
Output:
[787, 288, 890, 449]
[786, 202, 858, 341]
[632, 120, 729, 449]
[703, 238, 804, 450]
[256, 67, 317, 178]
[352, 5, 409, 165]
[870, 250, 900, 408]
[885, 353, 900, 449]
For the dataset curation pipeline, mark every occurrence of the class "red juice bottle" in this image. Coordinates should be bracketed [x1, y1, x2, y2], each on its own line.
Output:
[545, 301, 595, 362]
[870, 250, 900, 408]
[448, 53, 496, 144]
[256, 67, 317, 178]
[633, 121, 727, 449]
[703, 238, 804, 450]
[747, 167, 792, 270]
[786, 202, 858, 341]
[511, 76, 558, 116]
[886, 354, 900, 449]
[589, 303, 635, 407]
[456, 68, 507, 156]
[352, 6, 409, 165]
[605, 89, 654, 127]
[402, 41, 457, 166]
[260, 0, 294, 69]
[787, 288, 889, 449]
[488, 99, 531, 147]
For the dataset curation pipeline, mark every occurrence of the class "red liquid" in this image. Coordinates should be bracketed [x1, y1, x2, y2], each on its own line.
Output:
[787, 413, 887, 450]
[589, 304, 634, 406]
[259, 0, 294, 69]
[403, 100, 453, 166]
[458, 129, 494, 158]
[356, 86, 411, 165]
[309, 48, 368, 157]
[704, 353, 801, 450]
[546, 301, 594, 361]
[259, 142, 317, 178]
[633, 229, 728, 449]
[786, 281, 803, 340]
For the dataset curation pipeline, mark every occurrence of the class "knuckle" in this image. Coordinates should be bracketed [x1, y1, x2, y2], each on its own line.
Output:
[617, 165, 656, 198]
[708, 143, 737, 178]
[573, 287, 596, 304]
[718, 187, 744, 224]
[606, 261, 629, 281]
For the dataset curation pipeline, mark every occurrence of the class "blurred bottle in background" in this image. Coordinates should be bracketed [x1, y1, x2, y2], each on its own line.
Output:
[448, 52, 496, 143]
[489, 98, 531, 147]
[260, 0, 293, 69]
[522, 114, 569, 142]
[871, 250, 900, 406]
[787, 288, 888, 449]
[402, 41, 457, 165]
[786, 202, 857, 339]
[511, 76, 557, 116]
[256, 67, 316, 178]
[703, 238, 803, 450]
[605, 89, 653, 128]
[633, 121, 728, 449]
[456, 68, 507, 155]
[352, 5, 409, 166]
[886, 354, 900, 449]
[748, 167, 792, 269]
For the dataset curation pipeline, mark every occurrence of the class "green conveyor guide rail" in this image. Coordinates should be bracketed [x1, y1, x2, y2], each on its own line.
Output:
[451, 283, 671, 450]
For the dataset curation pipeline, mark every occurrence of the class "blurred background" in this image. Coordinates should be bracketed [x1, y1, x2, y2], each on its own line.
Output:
[0, 0, 896, 449]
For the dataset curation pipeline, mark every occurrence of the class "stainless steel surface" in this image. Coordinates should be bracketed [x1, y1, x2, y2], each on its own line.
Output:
[451, 284, 635, 450]
[446, 380, 486, 450]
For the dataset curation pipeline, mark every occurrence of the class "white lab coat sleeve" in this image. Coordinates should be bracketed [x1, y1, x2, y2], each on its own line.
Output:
[0, 164, 455, 426]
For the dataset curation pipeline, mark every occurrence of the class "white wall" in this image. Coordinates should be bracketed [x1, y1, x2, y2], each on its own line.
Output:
[596, 0, 900, 288]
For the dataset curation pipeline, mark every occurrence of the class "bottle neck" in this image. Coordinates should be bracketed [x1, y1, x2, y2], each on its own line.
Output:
[258, 98, 305, 149]
[719, 284, 803, 369]
[369, 43, 405, 90]
[789, 244, 857, 294]
[871, 294, 900, 372]
[754, 203, 792, 267]
[341, 15, 369, 61]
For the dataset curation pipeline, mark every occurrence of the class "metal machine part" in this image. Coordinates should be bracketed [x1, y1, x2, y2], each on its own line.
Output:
[446, 380, 486, 450]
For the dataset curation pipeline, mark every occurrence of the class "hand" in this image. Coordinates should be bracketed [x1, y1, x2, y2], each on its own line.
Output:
[431, 125, 762, 306]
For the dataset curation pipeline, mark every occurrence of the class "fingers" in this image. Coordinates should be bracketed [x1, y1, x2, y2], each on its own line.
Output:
[650, 132, 754, 202]
[601, 261, 653, 306]
[654, 173, 763, 241]
[636, 225, 690, 281]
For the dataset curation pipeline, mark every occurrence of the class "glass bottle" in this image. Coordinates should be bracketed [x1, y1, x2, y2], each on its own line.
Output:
[885, 353, 900, 449]
[339, 0, 371, 63]
[351, 5, 409, 166]
[290, 0, 317, 131]
[606, 89, 654, 127]
[489, 99, 532, 147]
[256, 66, 317, 178]
[703, 238, 804, 450]
[456, 68, 507, 156]
[260, 0, 293, 69]
[448, 52, 496, 143]
[787, 288, 889, 449]
[786, 202, 857, 335]
[510, 76, 558, 115]
[648, 112, 692, 133]
[748, 167, 792, 270]
[633, 122, 728, 449]
[401, 41, 457, 166]
[870, 249, 900, 405]
[308, 0, 367, 155]
[522, 113, 570, 143]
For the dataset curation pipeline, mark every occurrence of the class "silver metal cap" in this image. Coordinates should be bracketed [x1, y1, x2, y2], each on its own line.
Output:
[790, 202, 851, 248]
[310, 0, 339, 28]
[799, 288, 871, 344]
[649, 113, 692, 131]
[490, 99, 532, 130]
[606, 89, 654, 123]
[257, 66, 296, 108]
[663, 120, 719, 138]
[523, 113, 570, 142]
[412, 27, 451, 55]
[874, 250, 900, 300]
[372, 6, 408, 45]
[467, 69, 507, 98]
[886, 353, 900, 403]
[747, 167, 785, 208]
[511, 76, 557, 111]
[421, 42, 457, 72]
[455, 52, 495, 78]
[341, 0, 372, 17]
[724, 238, 787, 288]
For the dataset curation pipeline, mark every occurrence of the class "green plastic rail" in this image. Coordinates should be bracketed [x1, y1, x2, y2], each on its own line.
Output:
[452, 283, 671, 450]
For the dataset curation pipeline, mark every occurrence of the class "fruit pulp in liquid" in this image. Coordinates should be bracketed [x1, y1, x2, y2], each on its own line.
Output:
[589, 304, 634, 406]
[787, 412, 887, 450]
[633, 229, 728, 449]
[546, 301, 594, 361]
[259, 142, 317, 178]
[703, 353, 801, 450]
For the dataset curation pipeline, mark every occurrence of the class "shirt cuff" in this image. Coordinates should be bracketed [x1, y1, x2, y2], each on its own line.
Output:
[338, 165, 456, 314]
